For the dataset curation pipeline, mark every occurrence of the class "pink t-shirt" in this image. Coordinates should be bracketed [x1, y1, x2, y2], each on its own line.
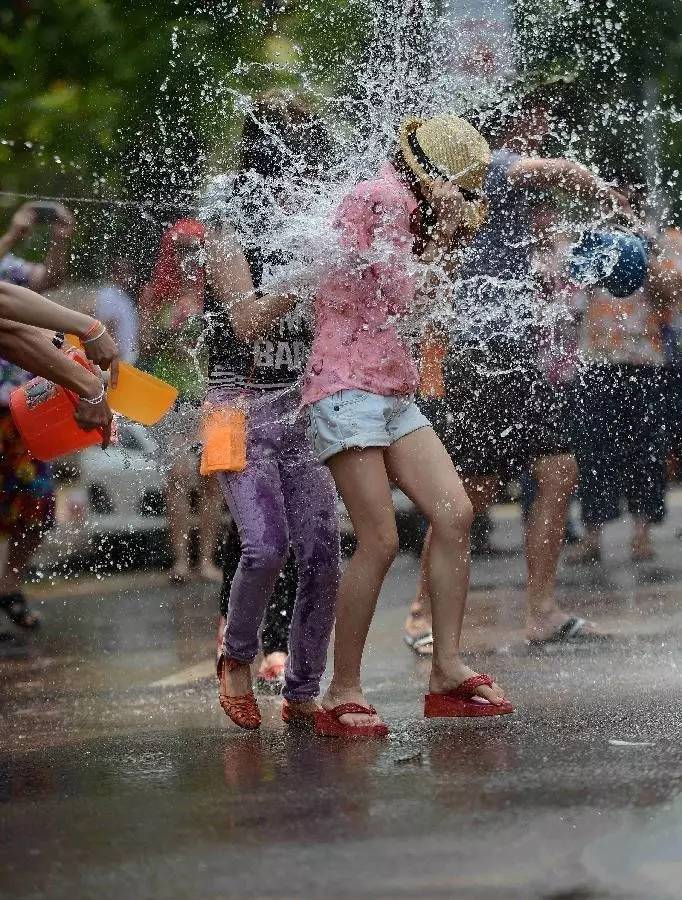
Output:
[302, 163, 420, 405]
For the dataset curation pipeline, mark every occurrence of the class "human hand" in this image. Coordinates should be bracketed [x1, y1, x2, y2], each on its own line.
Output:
[80, 323, 120, 388]
[51, 204, 75, 240]
[427, 179, 467, 242]
[74, 380, 114, 448]
[9, 203, 37, 240]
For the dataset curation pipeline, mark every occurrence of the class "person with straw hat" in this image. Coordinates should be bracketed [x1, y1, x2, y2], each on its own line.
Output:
[409, 93, 633, 652]
[302, 113, 515, 738]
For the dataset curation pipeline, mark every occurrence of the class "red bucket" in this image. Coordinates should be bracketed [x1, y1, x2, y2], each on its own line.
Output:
[9, 351, 106, 462]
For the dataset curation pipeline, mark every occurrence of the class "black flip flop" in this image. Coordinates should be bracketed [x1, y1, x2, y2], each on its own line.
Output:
[526, 616, 609, 649]
[0, 592, 41, 630]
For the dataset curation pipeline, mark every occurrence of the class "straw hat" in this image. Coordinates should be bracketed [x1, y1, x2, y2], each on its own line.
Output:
[398, 114, 491, 193]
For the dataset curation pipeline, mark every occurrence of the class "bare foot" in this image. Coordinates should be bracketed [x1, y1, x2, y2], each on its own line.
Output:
[257, 651, 287, 678]
[322, 685, 385, 728]
[169, 565, 189, 585]
[219, 657, 253, 697]
[429, 661, 507, 705]
[404, 605, 433, 656]
[200, 562, 223, 583]
[526, 611, 603, 642]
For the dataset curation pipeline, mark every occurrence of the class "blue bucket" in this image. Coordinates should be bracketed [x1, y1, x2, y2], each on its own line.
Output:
[568, 230, 648, 298]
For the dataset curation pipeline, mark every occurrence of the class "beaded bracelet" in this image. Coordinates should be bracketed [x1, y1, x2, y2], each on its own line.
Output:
[78, 386, 106, 405]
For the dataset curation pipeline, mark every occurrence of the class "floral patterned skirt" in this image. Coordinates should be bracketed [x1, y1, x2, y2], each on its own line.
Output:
[0, 409, 55, 536]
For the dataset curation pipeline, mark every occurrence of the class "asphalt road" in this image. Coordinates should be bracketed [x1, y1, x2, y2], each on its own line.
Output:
[1, 502, 681, 899]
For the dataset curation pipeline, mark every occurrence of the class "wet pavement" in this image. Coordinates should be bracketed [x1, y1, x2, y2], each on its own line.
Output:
[1, 499, 682, 899]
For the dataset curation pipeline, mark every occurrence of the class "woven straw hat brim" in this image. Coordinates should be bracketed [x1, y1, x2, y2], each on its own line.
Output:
[398, 117, 490, 193]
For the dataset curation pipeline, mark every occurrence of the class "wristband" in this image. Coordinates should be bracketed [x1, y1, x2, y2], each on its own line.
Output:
[82, 324, 107, 344]
[79, 386, 106, 405]
[81, 319, 104, 342]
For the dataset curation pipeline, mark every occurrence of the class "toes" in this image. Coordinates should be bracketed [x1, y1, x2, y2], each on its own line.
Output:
[477, 685, 505, 705]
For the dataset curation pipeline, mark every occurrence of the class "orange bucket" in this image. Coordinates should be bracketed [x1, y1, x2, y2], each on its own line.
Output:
[200, 405, 247, 475]
[9, 351, 106, 462]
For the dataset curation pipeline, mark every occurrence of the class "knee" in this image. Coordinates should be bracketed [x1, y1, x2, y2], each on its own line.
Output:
[431, 494, 474, 543]
[241, 536, 289, 575]
[357, 527, 399, 569]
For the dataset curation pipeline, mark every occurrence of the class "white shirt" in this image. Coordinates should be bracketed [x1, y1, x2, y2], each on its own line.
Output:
[95, 285, 139, 364]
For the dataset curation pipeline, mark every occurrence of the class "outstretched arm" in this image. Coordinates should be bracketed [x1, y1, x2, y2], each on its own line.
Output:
[508, 158, 631, 217]
[0, 280, 119, 384]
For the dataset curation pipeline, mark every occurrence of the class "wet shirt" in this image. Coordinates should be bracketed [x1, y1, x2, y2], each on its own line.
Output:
[454, 149, 535, 350]
[0, 254, 34, 407]
[203, 183, 311, 393]
[581, 287, 665, 368]
[302, 162, 419, 405]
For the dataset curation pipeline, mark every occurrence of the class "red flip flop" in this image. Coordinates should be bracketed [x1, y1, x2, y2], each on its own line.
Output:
[424, 674, 514, 718]
[315, 703, 389, 739]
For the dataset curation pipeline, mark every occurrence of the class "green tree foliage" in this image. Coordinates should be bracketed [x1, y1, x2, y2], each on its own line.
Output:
[512, 0, 682, 214]
[0, 0, 372, 272]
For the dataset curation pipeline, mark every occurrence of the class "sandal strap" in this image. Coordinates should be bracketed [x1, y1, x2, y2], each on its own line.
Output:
[329, 702, 377, 719]
[409, 632, 433, 647]
[219, 691, 258, 707]
[217, 654, 249, 676]
[450, 674, 493, 699]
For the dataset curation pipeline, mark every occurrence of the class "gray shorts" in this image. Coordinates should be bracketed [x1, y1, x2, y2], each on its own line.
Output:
[307, 389, 430, 463]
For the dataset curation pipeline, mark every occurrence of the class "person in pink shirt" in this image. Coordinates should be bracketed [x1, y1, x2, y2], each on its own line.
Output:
[304, 114, 515, 738]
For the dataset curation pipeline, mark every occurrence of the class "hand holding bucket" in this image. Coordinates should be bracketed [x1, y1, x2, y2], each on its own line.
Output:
[10, 349, 115, 462]
[66, 334, 178, 426]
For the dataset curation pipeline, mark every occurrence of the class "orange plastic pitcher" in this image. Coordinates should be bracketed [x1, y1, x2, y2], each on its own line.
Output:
[9, 351, 106, 462]
[200, 405, 247, 475]
[66, 335, 178, 426]
[106, 362, 178, 426]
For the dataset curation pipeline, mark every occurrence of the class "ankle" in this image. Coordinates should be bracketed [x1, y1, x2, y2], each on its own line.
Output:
[327, 679, 363, 699]
[430, 653, 465, 681]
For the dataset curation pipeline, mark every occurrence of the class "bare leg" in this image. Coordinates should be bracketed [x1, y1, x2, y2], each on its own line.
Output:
[631, 516, 654, 561]
[325, 448, 398, 728]
[526, 453, 585, 639]
[410, 474, 498, 651]
[167, 454, 192, 581]
[198, 474, 223, 581]
[404, 528, 433, 654]
[0, 525, 45, 595]
[387, 429, 505, 703]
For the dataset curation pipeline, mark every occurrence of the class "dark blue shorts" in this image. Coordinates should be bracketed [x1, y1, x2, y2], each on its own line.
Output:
[573, 364, 667, 528]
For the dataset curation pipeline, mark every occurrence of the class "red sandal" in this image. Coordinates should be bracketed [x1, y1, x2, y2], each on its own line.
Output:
[314, 703, 389, 739]
[281, 699, 317, 729]
[424, 674, 514, 718]
[217, 655, 261, 730]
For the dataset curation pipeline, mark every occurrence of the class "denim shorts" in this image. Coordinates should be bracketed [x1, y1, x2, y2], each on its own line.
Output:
[307, 389, 431, 463]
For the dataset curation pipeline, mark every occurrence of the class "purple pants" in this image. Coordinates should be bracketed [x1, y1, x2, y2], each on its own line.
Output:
[211, 388, 339, 700]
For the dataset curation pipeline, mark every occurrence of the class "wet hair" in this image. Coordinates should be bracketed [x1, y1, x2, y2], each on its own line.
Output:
[238, 89, 333, 180]
[465, 84, 559, 146]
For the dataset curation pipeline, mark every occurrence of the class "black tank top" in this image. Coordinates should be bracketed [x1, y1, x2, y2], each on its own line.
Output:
[204, 242, 310, 392]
